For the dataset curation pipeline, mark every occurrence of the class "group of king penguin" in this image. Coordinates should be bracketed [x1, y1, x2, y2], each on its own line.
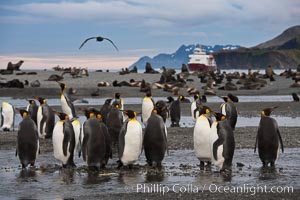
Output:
[0, 82, 285, 171]
[192, 92, 284, 171]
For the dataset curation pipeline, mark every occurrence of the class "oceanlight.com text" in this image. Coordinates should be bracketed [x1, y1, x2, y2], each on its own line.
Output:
[134, 183, 294, 195]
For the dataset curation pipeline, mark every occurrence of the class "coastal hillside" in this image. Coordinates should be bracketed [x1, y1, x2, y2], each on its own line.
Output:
[213, 25, 300, 69]
[129, 25, 300, 70]
[128, 44, 240, 70]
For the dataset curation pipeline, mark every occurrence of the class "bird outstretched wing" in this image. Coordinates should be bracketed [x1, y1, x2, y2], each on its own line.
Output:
[103, 37, 119, 51]
[79, 37, 97, 49]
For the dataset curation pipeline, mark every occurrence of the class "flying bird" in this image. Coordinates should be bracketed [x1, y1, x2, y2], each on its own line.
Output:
[79, 36, 119, 51]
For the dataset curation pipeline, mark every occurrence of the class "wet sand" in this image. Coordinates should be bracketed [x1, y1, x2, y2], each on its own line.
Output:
[0, 70, 300, 199]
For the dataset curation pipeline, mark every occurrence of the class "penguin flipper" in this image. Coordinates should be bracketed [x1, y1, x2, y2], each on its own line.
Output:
[213, 138, 223, 161]
[163, 124, 169, 156]
[118, 122, 127, 159]
[62, 127, 70, 157]
[277, 129, 284, 153]
[82, 134, 88, 162]
[15, 148, 18, 157]
[1, 107, 3, 127]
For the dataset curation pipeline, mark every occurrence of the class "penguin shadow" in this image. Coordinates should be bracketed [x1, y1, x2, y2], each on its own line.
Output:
[59, 167, 76, 184]
[258, 166, 280, 181]
[17, 168, 37, 182]
[145, 167, 165, 182]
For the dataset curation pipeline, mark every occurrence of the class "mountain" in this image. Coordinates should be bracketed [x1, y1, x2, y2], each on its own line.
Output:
[128, 44, 241, 70]
[214, 25, 300, 69]
[255, 25, 300, 49]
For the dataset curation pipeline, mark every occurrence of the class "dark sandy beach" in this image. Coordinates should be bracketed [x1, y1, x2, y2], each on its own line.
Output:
[0, 70, 299, 199]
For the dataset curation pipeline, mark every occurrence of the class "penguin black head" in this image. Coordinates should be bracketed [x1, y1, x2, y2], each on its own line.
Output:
[213, 112, 226, 121]
[179, 95, 185, 101]
[261, 107, 277, 117]
[28, 99, 36, 105]
[105, 98, 112, 105]
[199, 105, 211, 115]
[228, 93, 239, 103]
[145, 90, 152, 97]
[123, 110, 136, 119]
[35, 96, 46, 105]
[167, 96, 174, 103]
[19, 109, 29, 118]
[55, 112, 69, 120]
[88, 107, 102, 120]
[112, 101, 121, 109]
[194, 92, 200, 100]
[80, 108, 95, 119]
[57, 82, 66, 91]
[115, 93, 121, 99]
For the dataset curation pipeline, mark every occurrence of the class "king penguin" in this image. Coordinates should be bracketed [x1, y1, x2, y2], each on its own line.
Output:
[254, 107, 284, 167]
[1, 101, 15, 131]
[191, 92, 200, 121]
[16, 109, 39, 168]
[141, 90, 154, 126]
[106, 101, 123, 145]
[52, 112, 76, 168]
[155, 100, 169, 123]
[88, 107, 112, 165]
[118, 110, 143, 168]
[99, 98, 112, 125]
[112, 92, 124, 110]
[144, 109, 168, 167]
[57, 82, 76, 119]
[81, 109, 107, 170]
[26, 99, 38, 125]
[169, 95, 184, 127]
[219, 94, 238, 130]
[35, 96, 55, 139]
[193, 106, 214, 169]
[210, 112, 235, 172]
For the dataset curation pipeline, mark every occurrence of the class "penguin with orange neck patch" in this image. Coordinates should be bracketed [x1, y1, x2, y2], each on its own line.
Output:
[35, 96, 55, 139]
[52, 112, 76, 168]
[193, 106, 214, 169]
[169, 95, 185, 127]
[144, 108, 168, 167]
[210, 112, 235, 172]
[106, 101, 123, 145]
[16, 109, 39, 168]
[219, 94, 238, 130]
[254, 107, 284, 167]
[118, 110, 143, 168]
[57, 82, 76, 119]
[81, 109, 107, 170]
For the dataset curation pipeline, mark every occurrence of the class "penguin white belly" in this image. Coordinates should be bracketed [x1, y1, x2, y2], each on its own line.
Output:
[194, 115, 211, 161]
[72, 119, 81, 153]
[37, 106, 43, 138]
[1, 102, 14, 130]
[61, 95, 73, 119]
[53, 121, 70, 164]
[191, 101, 196, 121]
[142, 99, 154, 125]
[210, 122, 224, 168]
[121, 121, 143, 165]
[221, 103, 226, 116]
[36, 140, 40, 159]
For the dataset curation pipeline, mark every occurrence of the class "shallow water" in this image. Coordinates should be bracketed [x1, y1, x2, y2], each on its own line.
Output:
[0, 148, 298, 199]
[0, 95, 296, 108]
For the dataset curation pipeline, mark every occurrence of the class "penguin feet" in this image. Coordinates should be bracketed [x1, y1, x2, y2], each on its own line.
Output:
[2, 127, 11, 132]
[117, 160, 123, 169]
[200, 161, 205, 170]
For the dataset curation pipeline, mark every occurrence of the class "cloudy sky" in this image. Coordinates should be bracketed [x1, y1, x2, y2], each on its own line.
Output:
[0, 0, 299, 70]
